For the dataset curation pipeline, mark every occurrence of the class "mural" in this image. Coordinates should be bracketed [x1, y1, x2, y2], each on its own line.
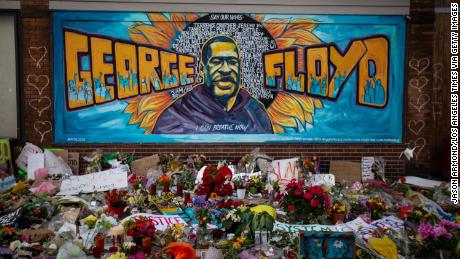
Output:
[53, 12, 406, 143]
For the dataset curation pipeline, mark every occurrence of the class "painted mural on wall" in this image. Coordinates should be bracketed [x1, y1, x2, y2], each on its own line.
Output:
[53, 12, 406, 143]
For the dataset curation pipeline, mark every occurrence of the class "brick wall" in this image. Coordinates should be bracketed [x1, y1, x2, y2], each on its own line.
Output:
[19, 0, 439, 179]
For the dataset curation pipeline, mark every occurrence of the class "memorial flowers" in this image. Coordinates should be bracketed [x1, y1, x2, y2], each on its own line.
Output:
[195, 165, 233, 199]
[105, 189, 128, 218]
[123, 216, 156, 245]
[366, 197, 388, 220]
[278, 180, 330, 224]
[417, 220, 460, 257]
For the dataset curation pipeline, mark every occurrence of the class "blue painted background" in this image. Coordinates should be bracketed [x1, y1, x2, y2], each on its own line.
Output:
[53, 12, 406, 143]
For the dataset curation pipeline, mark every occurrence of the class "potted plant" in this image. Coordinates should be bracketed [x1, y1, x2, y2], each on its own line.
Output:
[329, 201, 346, 224]
[233, 177, 248, 200]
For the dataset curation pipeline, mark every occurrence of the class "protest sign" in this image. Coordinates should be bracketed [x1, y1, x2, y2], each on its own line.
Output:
[269, 158, 299, 184]
[345, 216, 404, 240]
[122, 213, 187, 231]
[361, 157, 375, 181]
[57, 167, 128, 195]
[130, 155, 159, 176]
[273, 221, 351, 234]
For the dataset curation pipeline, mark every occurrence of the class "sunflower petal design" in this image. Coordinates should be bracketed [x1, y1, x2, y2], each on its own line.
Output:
[125, 13, 203, 134]
[267, 92, 322, 133]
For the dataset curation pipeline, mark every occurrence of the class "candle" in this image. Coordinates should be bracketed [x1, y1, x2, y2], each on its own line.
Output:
[142, 236, 152, 255]
[95, 235, 105, 249]
[92, 246, 102, 258]
[184, 192, 191, 204]
[176, 183, 183, 196]
[109, 236, 118, 253]
[149, 183, 157, 195]
[163, 181, 170, 192]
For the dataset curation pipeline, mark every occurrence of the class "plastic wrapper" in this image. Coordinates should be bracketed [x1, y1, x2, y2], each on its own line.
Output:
[56, 241, 87, 259]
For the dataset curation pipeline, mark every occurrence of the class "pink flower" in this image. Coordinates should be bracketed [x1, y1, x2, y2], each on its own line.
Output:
[310, 199, 319, 208]
[294, 189, 303, 196]
[288, 205, 295, 212]
[433, 225, 452, 239]
[440, 220, 460, 230]
[417, 223, 434, 240]
[303, 192, 312, 200]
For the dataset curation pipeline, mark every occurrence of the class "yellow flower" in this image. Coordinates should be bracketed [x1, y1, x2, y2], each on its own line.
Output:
[210, 192, 218, 200]
[456, 215, 460, 224]
[11, 181, 25, 193]
[128, 197, 135, 204]
[171, 223, 185, 233]
[82, 215, 98, 225]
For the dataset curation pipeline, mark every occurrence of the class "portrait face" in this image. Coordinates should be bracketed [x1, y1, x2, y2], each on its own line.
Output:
[202, 40, 241, 98]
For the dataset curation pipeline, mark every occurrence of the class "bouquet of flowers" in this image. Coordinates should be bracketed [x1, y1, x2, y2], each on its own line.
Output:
[366, 197, 388, 220]
[186, 154, 207, 171]
[128, 173, 148, 190]
[105, 189, 128, 218]
[123, 216, 156, 244]
[195, 165, 233, 199]
[247, 176, 265, 194]
[297, 156, 320, 175]
[278, 180, 330, 224]
[417, 220, 460, 258]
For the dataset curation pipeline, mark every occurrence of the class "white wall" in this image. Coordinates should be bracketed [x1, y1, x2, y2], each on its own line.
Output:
[0, 14, 18, 139]
[49, 0, 410, 15]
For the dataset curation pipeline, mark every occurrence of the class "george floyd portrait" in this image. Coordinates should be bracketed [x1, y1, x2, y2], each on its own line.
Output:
[153, 35, 274, 134]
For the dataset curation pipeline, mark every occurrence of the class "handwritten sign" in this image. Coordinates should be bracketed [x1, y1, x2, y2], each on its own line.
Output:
[306, 174, 335, 187]
[345, 216, 403, 240]
[361, 157, 375, 181]
[57, 167, 128, 195]
[27, 153, 44, 180]
[0, 207, 22, 227]
[122, 213, 187, 231]
[273, 221, 351, 233]
[269, 158, 299, 184]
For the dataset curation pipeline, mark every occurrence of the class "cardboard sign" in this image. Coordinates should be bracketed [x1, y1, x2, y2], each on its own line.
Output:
[269, 158, 299, 184]
[306, 174, 335, 187]
[68, 152, 79, 174]
[122, 213, 187, 231]
[273, 221, 351, 233]
[329, 160, 361, 182]
[361, 157, 375, 181]
[299, 231, 355, 259]
[47, 149, 69, 163]
[130, 155, 160, 176]
[57, 167, 128, 195]
[0, 207, 22, 226]
[44, 150, 72, 176]
[27, 153, 44, 180]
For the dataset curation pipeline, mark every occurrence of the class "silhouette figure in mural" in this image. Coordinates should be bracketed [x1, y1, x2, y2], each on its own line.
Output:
[154, 35, 273, 134]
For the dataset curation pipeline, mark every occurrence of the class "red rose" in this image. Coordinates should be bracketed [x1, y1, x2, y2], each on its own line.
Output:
[294, 189, 303, 196]
[288, 205, 295, 212]
[400, 177, 406, 184]
[303, 192, 312, 200]
[310, 198, 319, 208]
[287, 180, 297, 189]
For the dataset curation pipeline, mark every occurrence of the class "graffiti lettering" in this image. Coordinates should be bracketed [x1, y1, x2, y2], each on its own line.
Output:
[263, 36, 389, 107]
[64, 30, 196, 110]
